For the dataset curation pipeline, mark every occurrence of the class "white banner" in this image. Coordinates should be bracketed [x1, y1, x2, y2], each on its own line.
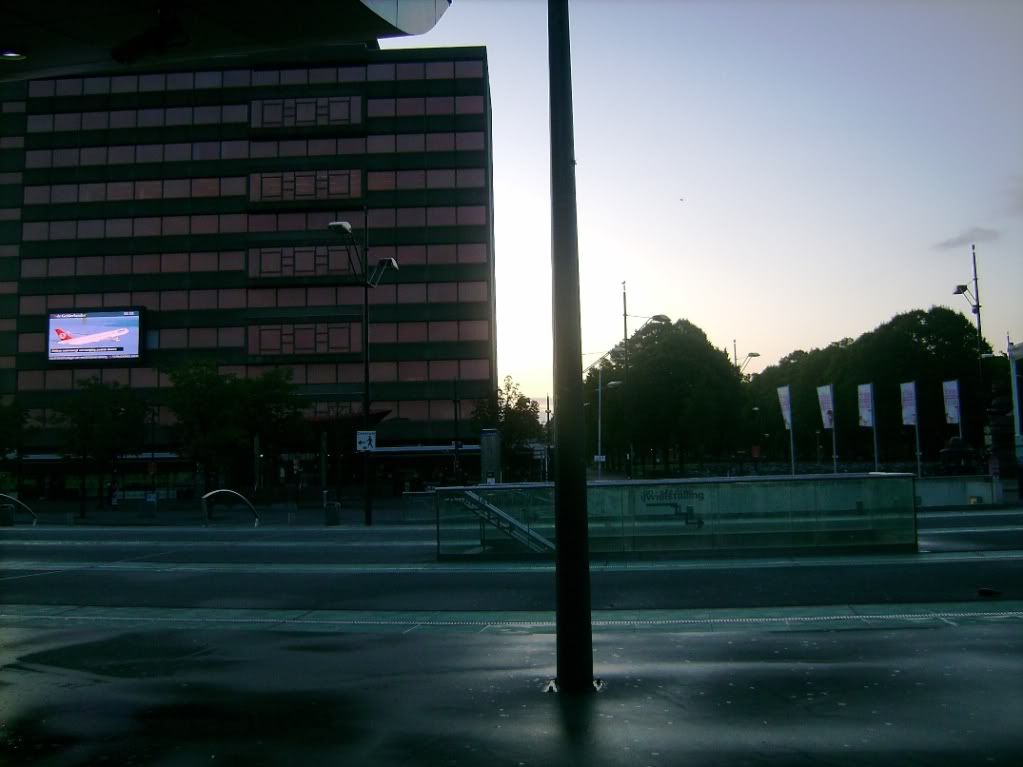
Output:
[777, 385, 792, 431]
[900, 382, 917, 426]
[942, 380, 960, 425]
[816, 384, 835, 429]
[857, 383, 874, 428]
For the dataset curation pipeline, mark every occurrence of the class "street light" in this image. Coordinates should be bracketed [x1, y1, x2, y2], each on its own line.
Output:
[953, 244, 985, 443]
[740, 351, 760, 373]
[329, 219, 398, 526]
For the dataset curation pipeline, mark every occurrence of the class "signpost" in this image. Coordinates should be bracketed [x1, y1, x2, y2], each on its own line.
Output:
[356, 430, 376, 453]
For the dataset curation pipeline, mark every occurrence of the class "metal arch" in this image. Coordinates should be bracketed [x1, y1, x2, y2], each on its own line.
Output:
[0, 493, 37, 525]
[201, 489, 260, 527]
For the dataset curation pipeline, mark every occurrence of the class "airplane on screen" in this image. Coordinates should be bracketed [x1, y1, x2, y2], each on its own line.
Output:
[54, 327, 129, 345]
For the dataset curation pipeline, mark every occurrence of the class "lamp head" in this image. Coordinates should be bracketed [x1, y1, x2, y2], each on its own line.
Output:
[377, 257, 399, 271]
[328, 221, 353, 236]
[748, 352, 760, 358]
[953, 284, 968, 295]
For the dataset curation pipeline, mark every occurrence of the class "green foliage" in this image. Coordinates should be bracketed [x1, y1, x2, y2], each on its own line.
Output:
[165, 361, 301, 484]
[589, 316, 745, 471]
[0, 399, 26, 459]
[749, 307, 989, 464]
[55, 379, 148, 467]
[473, 376, 543, 479]
[473, 375, 543, 449]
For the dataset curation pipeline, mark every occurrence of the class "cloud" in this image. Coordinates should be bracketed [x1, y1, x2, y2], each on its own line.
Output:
[934, 226, 1000, 251]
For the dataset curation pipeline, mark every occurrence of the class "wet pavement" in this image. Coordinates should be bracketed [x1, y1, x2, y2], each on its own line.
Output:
[1, 608, 1021, 766]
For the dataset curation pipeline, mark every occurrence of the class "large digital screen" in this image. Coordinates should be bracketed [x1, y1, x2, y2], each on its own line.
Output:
[47, 310, 142, 362]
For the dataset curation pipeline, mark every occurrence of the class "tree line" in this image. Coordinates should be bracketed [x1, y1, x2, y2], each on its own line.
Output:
[584, 306, 1013, 476]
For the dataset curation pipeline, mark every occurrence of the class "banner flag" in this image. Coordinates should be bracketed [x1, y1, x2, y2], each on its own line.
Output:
[900, 381, 917, 426]
[816, 384, 835, 429]
[777, 385, 792, 431]
[857, 383, 874, 428]
[943, 380, 960, 425]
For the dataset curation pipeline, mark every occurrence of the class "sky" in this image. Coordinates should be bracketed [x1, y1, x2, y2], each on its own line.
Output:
[383, 0, 1023, 400]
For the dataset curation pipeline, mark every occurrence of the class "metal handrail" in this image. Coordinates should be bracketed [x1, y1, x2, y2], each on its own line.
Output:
[201, 489, 260, 527]
[0, 493, 37, 525]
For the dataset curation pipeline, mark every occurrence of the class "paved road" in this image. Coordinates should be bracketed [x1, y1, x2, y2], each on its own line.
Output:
[2, 513, 1021, 611]
[2, 509, 1022, 766]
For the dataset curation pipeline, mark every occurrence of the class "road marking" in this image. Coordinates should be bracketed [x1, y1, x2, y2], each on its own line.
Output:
[2, 548, 1023, 579]
[1, 603, 1021, 633]
[923, 526, 1023, 534]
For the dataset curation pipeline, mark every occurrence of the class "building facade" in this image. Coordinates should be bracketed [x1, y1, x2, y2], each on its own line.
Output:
[0, 45, 496, 491]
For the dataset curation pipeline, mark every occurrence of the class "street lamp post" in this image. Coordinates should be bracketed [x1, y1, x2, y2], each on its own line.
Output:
[329, 219, 398, 527]
[953, 244, 985, 448]
[739, 351, 760, 374]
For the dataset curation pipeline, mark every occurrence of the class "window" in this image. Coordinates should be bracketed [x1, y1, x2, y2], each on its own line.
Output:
[429, 283, 458, 304]
[398, 323, 428, 343]
[369, 362, 397, 382]
[427, 170, 456, 189]
[134, 218, 161, 237]
[460, 320, 490, 341]
[223, 70, 250, 87]
[427, 245, 457, 264]
[191, 252, 219, 272]
[426, 97, 454, 115]
[82, 111, 109, 130]
[456, 132, 486, 151]
[138, 108, 164, 127]
[195, 71, 223, 89]
[189, 328, 218, 348]
[218, 327, 245, 347]
[218, 289, 246, 309]
[455, 61, 485, 79]
[429, 360, 458, 381]
[189, 289, 217, 310]
[429, 321, 458, 342]
[54, 113, 82, 131]
[160, 329, 187, 348]
[428, 207, 457, 227]
[459, 282, 489, 303]
[426, 62, 455, 80]
[367, 64, 395, 81]
[455, 95, 485, 114]
[161, 291, 188, 311]
[110, 110, 137, 129]
[459, 360, 490, 380]
[457, 169, 487, 188]
[458, 206, 488, 226]
[397, 284, 426, 304]
[136, 144, 161, 163]
[369, 324, 397, 343]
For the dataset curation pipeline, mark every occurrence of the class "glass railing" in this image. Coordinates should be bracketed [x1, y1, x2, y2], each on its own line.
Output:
[435, 473, 917, 559]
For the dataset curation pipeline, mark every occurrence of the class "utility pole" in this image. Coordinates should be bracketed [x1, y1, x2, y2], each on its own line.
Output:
[549, 0, 594, 694]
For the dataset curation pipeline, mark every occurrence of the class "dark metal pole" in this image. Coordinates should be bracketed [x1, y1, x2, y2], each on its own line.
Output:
[972, 244, 985, 456]
[549, 0, 593, 694]
[622, 281, 632, 478]
[362, 212, 373, 526]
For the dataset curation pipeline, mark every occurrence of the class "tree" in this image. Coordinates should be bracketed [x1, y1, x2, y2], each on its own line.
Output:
[165, 361, 245, 491]
[56, 379, 147, 512]
[749, 306, 989, 467]
[473, 376, 543, 479]
[165, 361, 301, 491]
[587, 315, 746, 475]
[0, 398, 27, 493]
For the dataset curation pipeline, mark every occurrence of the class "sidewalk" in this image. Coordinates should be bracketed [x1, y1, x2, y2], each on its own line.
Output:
[2, 609, 1020, 766]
